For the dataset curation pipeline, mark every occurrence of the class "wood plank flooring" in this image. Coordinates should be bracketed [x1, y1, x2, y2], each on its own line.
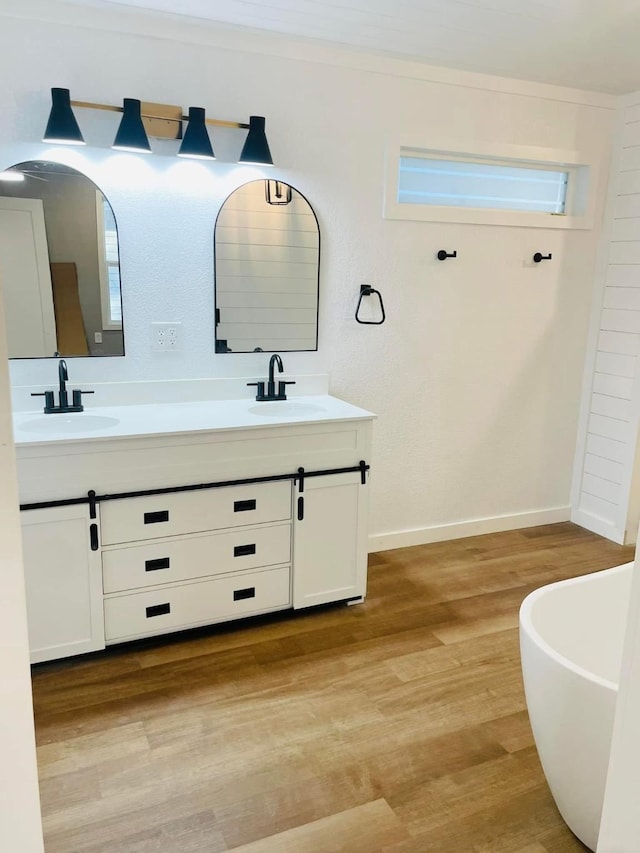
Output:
[31, 523, 634, 852]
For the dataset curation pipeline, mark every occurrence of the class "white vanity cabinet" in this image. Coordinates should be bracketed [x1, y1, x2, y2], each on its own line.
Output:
[100, 481, 293, 643]
[293, 472, 369, 608]
[20, 504, 104, 663]
[14, 395, 374, 663]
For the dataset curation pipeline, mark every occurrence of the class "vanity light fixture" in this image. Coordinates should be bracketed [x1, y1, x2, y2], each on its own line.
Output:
[42, 89, 273, 164]
[239, 116, 273, 166]
[112, 98, 152, 154]
[177, 107, 215, 160]
[42, 87, 85, 145]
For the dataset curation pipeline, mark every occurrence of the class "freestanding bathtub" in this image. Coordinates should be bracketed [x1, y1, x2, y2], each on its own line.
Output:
[519, 561, 634, 851]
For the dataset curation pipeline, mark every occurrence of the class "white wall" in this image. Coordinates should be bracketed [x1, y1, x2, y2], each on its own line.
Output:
[0, 0, 617, 550]
[572, 93, 640, 545]
[0, 277, 44, 846]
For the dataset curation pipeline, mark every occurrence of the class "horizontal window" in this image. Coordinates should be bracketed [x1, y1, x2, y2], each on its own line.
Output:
[384, 141, 597, 230]
[398, 156, 569, 215]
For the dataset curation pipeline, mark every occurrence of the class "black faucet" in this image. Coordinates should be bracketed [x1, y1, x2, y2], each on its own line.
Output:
[31, 358, 95, 414]
[247, 353, 296, 402]
[58, 358, 69, 410]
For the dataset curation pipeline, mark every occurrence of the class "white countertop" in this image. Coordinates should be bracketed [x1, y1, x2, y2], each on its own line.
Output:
[12, 395, 376, 447]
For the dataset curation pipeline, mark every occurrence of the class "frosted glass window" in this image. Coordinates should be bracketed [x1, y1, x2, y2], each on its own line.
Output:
[398, 156, 569, 214]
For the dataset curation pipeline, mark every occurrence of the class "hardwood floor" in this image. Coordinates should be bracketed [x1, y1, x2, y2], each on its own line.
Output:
[31, 523, 634, 852]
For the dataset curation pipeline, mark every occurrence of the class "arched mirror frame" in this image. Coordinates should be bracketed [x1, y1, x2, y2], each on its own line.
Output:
[0, 159, 125, 359]
[214, 179, 320, 354]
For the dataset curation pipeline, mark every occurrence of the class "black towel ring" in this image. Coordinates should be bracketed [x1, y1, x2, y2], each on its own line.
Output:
[356, 285, 386, 325]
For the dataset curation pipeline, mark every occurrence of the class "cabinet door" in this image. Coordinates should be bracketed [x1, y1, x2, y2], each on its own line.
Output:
[293, 472, 368, 609]
[21, 505, 104, 663]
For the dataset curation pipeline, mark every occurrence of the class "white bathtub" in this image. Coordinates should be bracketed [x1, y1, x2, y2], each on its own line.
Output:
[519, 562, 634, 851]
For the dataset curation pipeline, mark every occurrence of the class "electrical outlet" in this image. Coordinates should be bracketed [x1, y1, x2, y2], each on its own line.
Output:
[152, 322, 182, 352]
[94, 332, 103, 344]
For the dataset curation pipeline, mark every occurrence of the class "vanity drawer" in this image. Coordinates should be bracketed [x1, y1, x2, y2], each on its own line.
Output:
[104, 565, 291, 641]
[100, 481, 292, 545]
[102, 523, 291, 593]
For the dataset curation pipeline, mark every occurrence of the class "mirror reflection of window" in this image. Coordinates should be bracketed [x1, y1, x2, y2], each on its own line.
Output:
[214, 180, 319, 353]
[96, 194, 122, 329]
[0, 161, 124, 358]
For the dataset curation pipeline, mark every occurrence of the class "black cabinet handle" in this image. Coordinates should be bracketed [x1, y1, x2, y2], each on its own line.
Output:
[146, 602, 170, 618]
[144, 510, 169, 524]
[234, 544, 256, 557]
[89, 523, 99, 551]
[234, 499, 256, 513]
[297, 496, 304, 521]
[233, 587, 256, 601]
[145, 557, 170, 572]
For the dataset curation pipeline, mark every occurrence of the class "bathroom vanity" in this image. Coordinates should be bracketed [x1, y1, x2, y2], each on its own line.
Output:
[13, 393, 374, 664]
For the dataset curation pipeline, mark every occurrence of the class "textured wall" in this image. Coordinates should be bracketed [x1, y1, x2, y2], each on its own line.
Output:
[0, 2, 617, 544]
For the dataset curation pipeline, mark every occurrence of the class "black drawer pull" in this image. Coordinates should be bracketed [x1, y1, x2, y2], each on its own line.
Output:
[145, 557, 170, 572]
[89, 523, 99, 551]
[234, 544, 256, 558]
[234, 499, 256, 513]
[233, 587, 256, 601]
[144, 510, 169, 525]
[146, 602, 170, 618]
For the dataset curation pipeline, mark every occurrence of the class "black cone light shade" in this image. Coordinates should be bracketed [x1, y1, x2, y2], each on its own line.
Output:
[178, 107, 215, 160]
[113, 98, 152, 153]
[238, 116, 273, 166]
[43, 88, 85, 145]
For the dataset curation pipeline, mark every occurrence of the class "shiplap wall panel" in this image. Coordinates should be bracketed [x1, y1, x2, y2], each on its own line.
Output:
[612, 218, 640, 241]
[590, 393, 631, 420]
[615, 195, 640, 218]
[219, 322, 317, 340]
[592, 373, 635, 398]
[620, 147, 640, 173]
[216, 260, 317, 280]
[627, 104, 640, 123]
[616, 171, 640, 195]
[217, 292, 317, 310]
[587, 414, 630, 443]
[216, 226, 318, 248]
[601, 309, 640, 334]
[580, 492, 619, 522]
[582, 473, 621, 504]
[597, 331, 640, 355]
[606, 266, 640, 287]
[225, 338, 316, 352]
[216, 277, 318, 295]
[584, 453, 625, 484]
[575, 100, 640, 540]
[623, 121, 640, 148]
[594, 351, 638, 377]
[586, 433, 628, 464]
[609, 243, 640, 265]
[604, 288, 640, 310]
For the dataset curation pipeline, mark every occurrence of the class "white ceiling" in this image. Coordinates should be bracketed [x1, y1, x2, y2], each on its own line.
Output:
[72, 0, 640, 94]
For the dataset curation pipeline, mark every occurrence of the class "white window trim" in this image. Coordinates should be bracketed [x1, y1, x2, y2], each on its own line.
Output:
[95, 192, 122, 331]
[384, 138, 599, 230]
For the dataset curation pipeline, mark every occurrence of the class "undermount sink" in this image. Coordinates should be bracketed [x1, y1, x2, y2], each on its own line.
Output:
[248, 401, 327, 418]
[19, 414, 121, 434]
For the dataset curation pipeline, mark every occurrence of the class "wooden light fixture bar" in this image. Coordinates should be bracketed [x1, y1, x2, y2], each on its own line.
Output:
[70, 99, 249, 140]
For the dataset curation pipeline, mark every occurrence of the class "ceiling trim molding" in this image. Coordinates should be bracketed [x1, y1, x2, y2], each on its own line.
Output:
[1, 0, 620, 111]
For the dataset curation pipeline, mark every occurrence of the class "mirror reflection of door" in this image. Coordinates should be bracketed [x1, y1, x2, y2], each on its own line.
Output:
[0, 161, 124, 358]
[214, 180, 319, 353]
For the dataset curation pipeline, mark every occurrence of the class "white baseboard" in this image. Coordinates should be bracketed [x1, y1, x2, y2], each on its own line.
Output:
[368, 506, 572, 553]
[570, 508, 626, 545]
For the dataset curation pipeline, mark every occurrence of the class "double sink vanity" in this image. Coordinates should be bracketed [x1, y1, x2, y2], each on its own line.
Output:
[13, 372, 375, 664]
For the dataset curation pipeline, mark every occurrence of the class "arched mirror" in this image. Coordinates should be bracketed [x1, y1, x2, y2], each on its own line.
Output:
[0, 160, 124, 358]
[214, 179, 319, 353]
